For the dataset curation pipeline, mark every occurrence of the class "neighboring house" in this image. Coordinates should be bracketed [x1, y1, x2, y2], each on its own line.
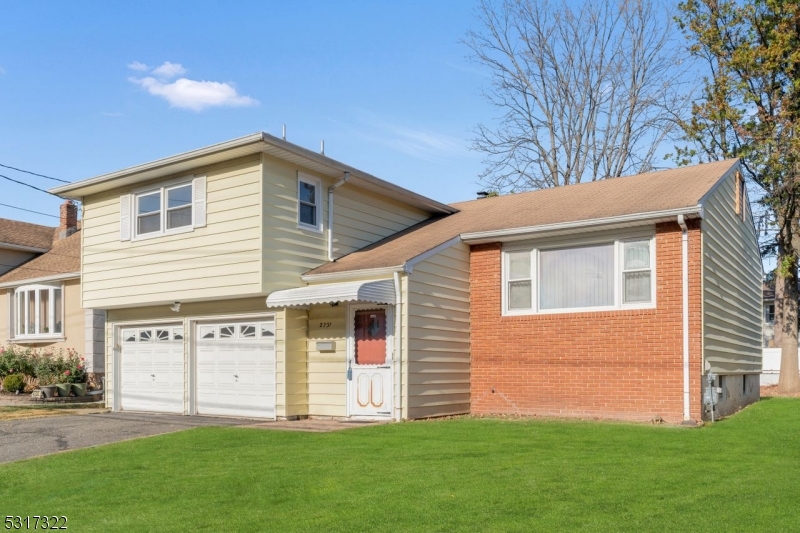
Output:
[50, 133, 761, 423]
[760, 284, 800, 385]
[0, 202, 105, 384]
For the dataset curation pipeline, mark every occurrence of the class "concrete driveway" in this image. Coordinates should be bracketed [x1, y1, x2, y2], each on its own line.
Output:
[0, 412, 253, 464]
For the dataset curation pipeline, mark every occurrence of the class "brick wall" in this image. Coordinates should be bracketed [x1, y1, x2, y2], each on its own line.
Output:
[470, 221, 703, 423]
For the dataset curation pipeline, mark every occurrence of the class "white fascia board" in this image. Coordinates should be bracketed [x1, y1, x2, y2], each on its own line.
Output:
[49, 133, 265, 197]
[403, 236, 462, 274]
[51, 132, 456, 215]
[0, 242, 50, 253]
[0, 272, 80, 289]
[301, 266, 405, 283]
[460, 207, 704, 244]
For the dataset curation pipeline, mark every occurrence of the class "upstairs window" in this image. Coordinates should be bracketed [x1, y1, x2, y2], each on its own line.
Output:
[14, 285, 63, 338]
[120, 175, 206, 241]
[297, 173, 322, 232]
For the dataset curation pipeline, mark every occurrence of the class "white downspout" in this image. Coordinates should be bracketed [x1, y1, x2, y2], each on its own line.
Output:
[327, 172, 349, 261]
[678, 214, 690, 421]
[393, 270, 403, 422]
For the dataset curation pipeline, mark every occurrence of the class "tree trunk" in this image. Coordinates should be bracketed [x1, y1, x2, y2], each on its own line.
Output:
[777, 256, 800, 393]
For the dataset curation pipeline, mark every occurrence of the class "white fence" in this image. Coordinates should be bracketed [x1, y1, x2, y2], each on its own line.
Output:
[762, 348, 800, 386]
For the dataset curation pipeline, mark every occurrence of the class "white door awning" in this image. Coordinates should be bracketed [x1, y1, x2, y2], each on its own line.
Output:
[266, 279, 396, 308]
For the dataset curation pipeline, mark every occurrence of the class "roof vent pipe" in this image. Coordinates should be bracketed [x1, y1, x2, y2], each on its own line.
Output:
[320, 140, 325, 155]
[282, 125, 286, 140]
[327, 171, 350, 261]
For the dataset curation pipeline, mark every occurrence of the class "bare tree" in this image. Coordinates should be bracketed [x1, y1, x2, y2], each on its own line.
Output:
[466, 0, 688, 191]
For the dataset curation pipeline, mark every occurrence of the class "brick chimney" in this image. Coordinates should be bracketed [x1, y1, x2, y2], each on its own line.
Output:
[59, 200, 78, 239]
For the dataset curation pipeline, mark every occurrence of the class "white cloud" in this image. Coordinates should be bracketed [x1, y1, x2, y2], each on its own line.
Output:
[151, 61, 186, 79]
[129, 76, 258, 111]
[127, 61, 149, 71]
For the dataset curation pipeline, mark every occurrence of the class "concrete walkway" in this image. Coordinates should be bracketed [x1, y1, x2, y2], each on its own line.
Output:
[0, 412, 390, 464]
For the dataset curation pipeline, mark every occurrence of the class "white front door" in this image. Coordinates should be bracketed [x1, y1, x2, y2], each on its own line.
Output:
[119, 325, 185, 414]
[347, 305, 393, 418]
[195, 318, 276, 419]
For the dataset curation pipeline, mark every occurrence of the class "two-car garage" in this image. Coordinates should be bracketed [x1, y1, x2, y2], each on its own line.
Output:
[118, 317, 276, 419]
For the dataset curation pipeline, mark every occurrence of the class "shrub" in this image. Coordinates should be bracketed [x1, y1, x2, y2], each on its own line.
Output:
[3, 374, 25, 393]
[0, 346, 36, 379]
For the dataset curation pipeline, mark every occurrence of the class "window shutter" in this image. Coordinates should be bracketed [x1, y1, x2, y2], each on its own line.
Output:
[120, 194, 131, 241]
[193, 175, 207, 228]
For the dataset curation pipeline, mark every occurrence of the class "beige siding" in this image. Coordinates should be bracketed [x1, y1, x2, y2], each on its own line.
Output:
[0, 279, 86, 355]
[405, 242, 471, 418]
[260, 154, 430, 294]
[332, 186, 429, 257]
[103, 297, 286, 415]
[0, 249, 36, 275]
[82, 155, 263, 309]
[307, 305, 347, 416]
[702, 172, 763, 374]
[284, 307, 309, 417]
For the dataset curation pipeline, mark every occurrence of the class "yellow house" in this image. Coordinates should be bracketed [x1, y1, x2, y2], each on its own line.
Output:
[50, 133, 469, 420]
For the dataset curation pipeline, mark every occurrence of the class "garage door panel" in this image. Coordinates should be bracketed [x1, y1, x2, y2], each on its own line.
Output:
[120, 326, 184, 414]
[195, 318, 276, 419]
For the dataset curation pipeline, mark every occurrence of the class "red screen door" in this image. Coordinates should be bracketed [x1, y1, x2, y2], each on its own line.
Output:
[354, 309, 387, 365]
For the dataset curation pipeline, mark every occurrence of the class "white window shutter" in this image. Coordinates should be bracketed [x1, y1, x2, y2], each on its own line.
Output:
[193, 175, 207, 228]
[119, 194, 131, 241]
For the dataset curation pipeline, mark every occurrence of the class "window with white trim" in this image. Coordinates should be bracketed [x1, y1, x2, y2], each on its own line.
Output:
[14, 285, 63, 338]
[134, 181, 193, 237]
[297, 173, 322, 232]
[503, 237, 655, 315]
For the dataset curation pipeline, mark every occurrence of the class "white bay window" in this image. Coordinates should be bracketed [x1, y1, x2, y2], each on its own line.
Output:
[14, 285, 64, 338]
[503, 237, 655, 315]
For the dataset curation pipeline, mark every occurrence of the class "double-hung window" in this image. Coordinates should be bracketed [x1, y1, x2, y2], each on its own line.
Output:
[133, 182, 194, 238]
[297, 173, 322, 232]
[503, 236, 655, 315]
[14, 285, 63, 338]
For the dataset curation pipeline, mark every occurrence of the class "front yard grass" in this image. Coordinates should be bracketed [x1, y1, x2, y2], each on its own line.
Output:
[2, 398, 799, 532]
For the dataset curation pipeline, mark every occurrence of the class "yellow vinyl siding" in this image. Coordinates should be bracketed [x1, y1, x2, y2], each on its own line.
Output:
[332, 187, 429, 257]
[307, 305, 347, 417]
[284, 307, 309, 417]
[82, 155, 263, 309]
[702, 172, 763, 374]
[260, 153, 430, 294]
[103, 297, 288, 416]
[405, 242, 471, 418]
[0, 279, 84, 353]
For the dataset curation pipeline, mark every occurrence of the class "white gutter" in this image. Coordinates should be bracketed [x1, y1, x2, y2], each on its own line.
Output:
[461, 206, 704, 244]
[677, 214, 691, 421]
[0, 242, 50, 253]
[0, 271, 80, 289]
[327, 172, 349, 261]
[393, 271, 403, 422]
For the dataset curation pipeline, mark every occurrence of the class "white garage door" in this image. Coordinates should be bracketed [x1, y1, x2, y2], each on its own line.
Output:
[195, 318, 276, 419]
[120, 325, 185, 414]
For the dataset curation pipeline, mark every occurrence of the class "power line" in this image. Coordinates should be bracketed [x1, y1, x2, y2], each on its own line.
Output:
[0, 203, 60, 219]
[0, 163, 68, 183]
[0, 173, 64, 199]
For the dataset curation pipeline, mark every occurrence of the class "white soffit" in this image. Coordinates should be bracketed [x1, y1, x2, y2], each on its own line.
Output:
[266, 279, 396, 308]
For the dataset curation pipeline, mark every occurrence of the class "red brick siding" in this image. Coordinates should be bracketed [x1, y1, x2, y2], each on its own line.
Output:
[469, 221, 703, 423]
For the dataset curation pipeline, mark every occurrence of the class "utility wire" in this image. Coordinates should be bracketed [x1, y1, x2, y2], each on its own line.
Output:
[0, 163, 68, 183]
[0, 202, 60, 218]
[0, 173, 64, 199]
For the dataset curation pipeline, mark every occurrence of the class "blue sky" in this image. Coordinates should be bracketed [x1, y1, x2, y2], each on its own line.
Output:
[0, 1, 492, 226]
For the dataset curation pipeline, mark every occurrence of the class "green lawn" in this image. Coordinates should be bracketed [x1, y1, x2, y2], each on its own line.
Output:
[2, 399, 799, 532]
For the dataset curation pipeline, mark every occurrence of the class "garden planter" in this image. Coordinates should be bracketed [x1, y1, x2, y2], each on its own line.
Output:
[41, 385, 57, 398]
[71, 383, 87, 397]
[56, 383, 72, 397]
